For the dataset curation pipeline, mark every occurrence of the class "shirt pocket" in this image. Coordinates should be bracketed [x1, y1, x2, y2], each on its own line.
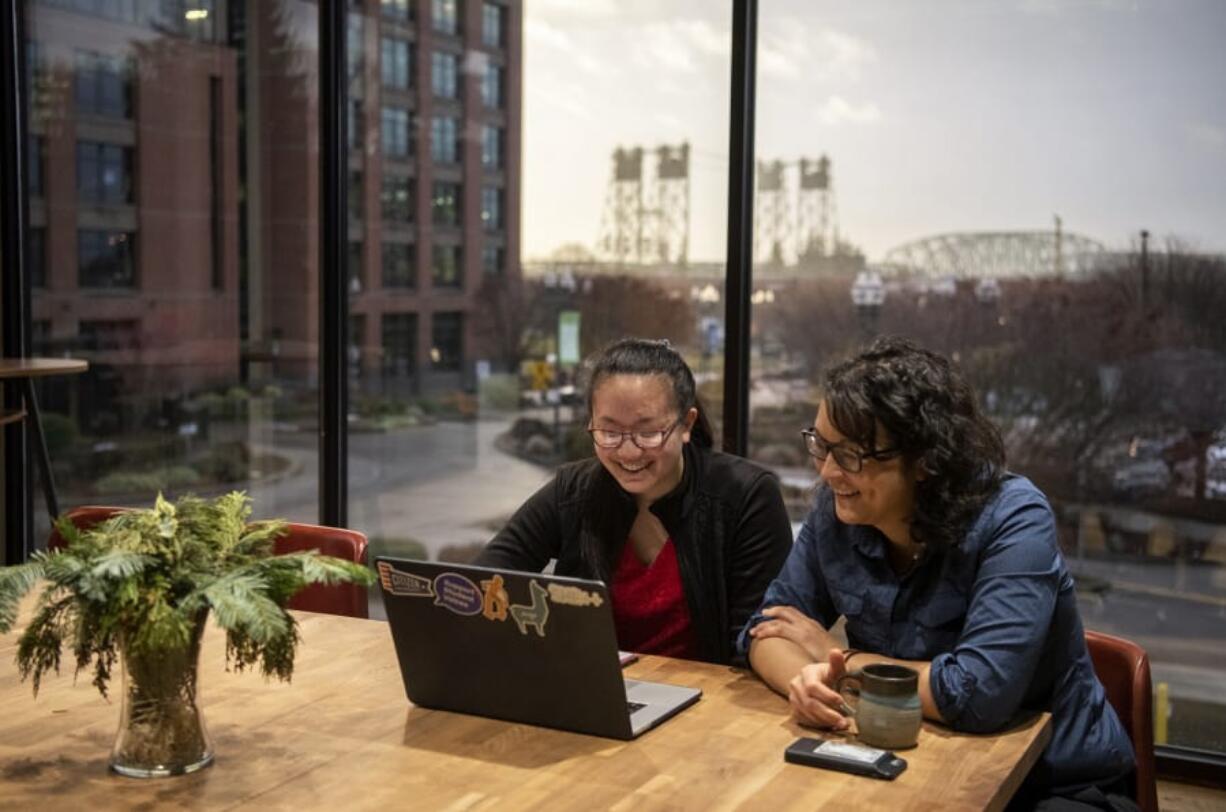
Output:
[832, 587, 888, 653]
[912, 588, 968, 657]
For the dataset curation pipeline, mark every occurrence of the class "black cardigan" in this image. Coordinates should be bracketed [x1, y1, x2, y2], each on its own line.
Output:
[476, 443, 794, 665]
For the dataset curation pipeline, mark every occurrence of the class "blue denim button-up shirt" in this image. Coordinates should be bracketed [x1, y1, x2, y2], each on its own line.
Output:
[739, 474, 1134, 795]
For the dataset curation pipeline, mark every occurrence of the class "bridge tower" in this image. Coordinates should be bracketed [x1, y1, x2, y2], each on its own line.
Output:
[796, 155, 835, 261]
[754, 159, 790, 265]
[598, 146, 645, 265]
[649, 142, 690, 265]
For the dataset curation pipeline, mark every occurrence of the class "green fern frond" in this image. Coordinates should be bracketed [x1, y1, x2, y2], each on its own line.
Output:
[89, 549, 152, 581]
[199, 572, 289, 643]
[0, 559, 48, 633]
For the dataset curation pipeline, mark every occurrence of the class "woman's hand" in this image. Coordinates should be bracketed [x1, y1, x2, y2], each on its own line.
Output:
[749, 605, 836, 661]
[787, 648, 852, 730]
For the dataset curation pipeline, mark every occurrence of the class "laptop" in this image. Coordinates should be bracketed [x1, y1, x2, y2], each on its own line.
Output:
[375, 556, 702, 740]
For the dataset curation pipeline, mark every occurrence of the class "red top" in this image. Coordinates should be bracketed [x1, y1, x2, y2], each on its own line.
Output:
[609, 538, 699, 660]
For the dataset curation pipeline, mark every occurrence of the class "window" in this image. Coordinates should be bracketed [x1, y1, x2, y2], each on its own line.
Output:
[28, 135, 46, 198]
[432, 181, 461, 226]
[431, 116, 459, 164]
[349, 314, 366, 377]
[382, 242, 415, 289]
[381, 0, 410, 23]
[348, 170, 363, 220]
[381, 176, 414, 224]
[77, 141, 134, 205]
[431, 52, 458, 99]
[28, 227, 47, 289]
[432, 244, 462, 289]
[481, 243, 504, 277]
[381, 106, 412, 158]
[78, 319, 139, 351]
[347, 14, 363, 86]
[347, 98, 364, 151]
[481, 125, 503, 170]
[78, 230, 136, 288]
[381, 312, 418, 377]
[481, 185, 503, 232]
[481, 62, 503, 109]
[75, 51, 132, 118]
[348, 240, 364, 293]
[432, 0, 459, 36]
[380, 37, 411, 90]
[430, 311, 463, 371]
[482, 3, 505, 48]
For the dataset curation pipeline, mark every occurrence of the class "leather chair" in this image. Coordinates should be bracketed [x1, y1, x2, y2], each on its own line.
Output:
[1085, 629, 1159, 812]
[49, 506, 370, 618]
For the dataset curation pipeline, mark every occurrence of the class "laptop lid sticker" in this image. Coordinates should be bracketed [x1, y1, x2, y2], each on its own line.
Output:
[433, 572, 484, 616]
[481, 574, 511, 621]
[547, 583, 604, 607]
[377, 561, 435, 598]
[509, 580, 550, 636]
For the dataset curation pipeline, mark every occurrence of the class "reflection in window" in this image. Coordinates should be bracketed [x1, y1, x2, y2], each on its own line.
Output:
[78, 319, 139, 351]
[382, 241, 415, 289]
[381, 312, 418, 378]
[381, 175, 414, 224]
[77, 141, 133, 204]
[380, 36, 411, 90]
[432, 181, 460, 226]
[431, 51, 458, 99]
[431, 115, 458, 164]
[432, 244, 462, 288]
[348, 240, 364, 293]
[481, 61, 503, 109]
[348, 169, 363, 220]
[481, 243, 504, 277]
[480, 124, 503, 170]
[28, 135, 45, 197]
[482, 3, 505, 48]
[349, 314, 366, 377]
[28, 227, 47, 289]
[348, 14, 364, 85]
[78, 230, 136, 288]
[481, 185, 503, 232]
[381, 0, 410, 23]
[381, 106, 412, 158]
[432, 0, 459, 36]
[430, 311, 463, 371]
[347, 98, 364, 151]
[75, 51, 132, 118]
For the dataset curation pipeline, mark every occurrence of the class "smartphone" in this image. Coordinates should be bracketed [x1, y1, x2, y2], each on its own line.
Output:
[784, 737, 907, 780]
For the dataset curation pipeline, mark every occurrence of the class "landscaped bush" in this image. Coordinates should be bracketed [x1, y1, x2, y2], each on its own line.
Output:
[94, 465, 201, 497]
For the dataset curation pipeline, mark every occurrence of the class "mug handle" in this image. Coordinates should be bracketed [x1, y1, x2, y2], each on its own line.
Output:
[834, 669, 864, 716]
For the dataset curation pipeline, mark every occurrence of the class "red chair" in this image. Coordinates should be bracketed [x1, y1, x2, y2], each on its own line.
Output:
[1085, 629, 1158, 812]
[49, 507, 370, 619]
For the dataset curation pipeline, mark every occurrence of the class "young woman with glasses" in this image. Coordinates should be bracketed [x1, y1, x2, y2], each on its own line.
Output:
[741, 336, 1137, 810]
[477, 337, 793, 664]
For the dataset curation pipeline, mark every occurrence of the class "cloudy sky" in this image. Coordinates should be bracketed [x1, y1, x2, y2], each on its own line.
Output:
[521, 0, 1226, 262]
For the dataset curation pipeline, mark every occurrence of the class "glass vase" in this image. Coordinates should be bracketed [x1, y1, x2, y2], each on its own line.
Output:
[109, 611, 214, 778]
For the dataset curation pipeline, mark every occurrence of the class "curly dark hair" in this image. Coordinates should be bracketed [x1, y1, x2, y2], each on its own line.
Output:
[822, 336, 1005, 551]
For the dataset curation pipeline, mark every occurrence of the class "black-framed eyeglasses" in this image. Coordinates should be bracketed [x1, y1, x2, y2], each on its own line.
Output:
[588, 420, 682, 450]
[800, 428, 900, 473]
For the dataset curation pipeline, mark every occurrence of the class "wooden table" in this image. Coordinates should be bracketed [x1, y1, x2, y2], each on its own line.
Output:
[0, 608, 1051, 811]
[0, 357, 89, 531]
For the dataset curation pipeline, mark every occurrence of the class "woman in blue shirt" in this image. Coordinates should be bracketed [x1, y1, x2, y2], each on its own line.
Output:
[741, 336, 1136, 809]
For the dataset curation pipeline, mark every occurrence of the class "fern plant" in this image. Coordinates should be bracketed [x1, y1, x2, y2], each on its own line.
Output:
[0, 491, 376, 698]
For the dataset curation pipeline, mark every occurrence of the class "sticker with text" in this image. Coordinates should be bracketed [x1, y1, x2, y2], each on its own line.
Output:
[509, 580, 550, 637]
[546, 583, 604, 608]
[377, 562, 434, 598]
[433, 572, 484, 616]
[481, 574, 510, 621]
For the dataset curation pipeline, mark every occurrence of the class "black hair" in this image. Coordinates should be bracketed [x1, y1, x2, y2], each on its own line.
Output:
[822, 335, 1005, 551]
[582, 337, 714, 448]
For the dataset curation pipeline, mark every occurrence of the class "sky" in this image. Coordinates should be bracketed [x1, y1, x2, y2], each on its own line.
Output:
[521, 0, 1226, 263]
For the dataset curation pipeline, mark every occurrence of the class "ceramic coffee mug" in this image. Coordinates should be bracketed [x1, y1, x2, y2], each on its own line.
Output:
[835, 663, 923, 750]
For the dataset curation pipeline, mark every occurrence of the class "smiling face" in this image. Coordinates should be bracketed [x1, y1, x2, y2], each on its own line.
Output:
[590, 373, 697, 506]
[814, 400, 921, 546]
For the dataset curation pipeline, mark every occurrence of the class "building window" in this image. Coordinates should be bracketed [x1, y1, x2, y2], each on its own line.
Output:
[432, 0, 459, 35]
[381, 175, 414, 224]
[78, 319, 139, 351]
[431, 311, 463, 371]
[481, 125, 503, 170]
[382, 312, 418, 377]
[481, 62, 503, 109]
[431, 116, 459, 164]
[432, 181, 461, 227]
[380, 37, 411, 90]
[28, 135, 46, 198]
[347, 14, 363, 86]
[381, 106, 412, 158]
[349, 314, 366, 377]
[348, 240, 364, 293]
[78, 230, 136, 288]
[29, 227, 47, 289]
[77, 141, 134, 205]
[348, 170, 364, 220]
[347, 98, 364, 151]
[481, 185, 503, 232]
[381, 0, 410, 23]
[481, 243, 504, 277]
[75, 51, 132, 118]
[482, 3, 505, 48]
[382, 242, 415, 289]
[431, 52, 458, 99]
[432, 244, 462, 289]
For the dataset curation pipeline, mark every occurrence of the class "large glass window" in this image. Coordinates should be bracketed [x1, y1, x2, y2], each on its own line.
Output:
[482, 3, 505, 49]
[28, 226, 47, 289]
[75, 51, 132, 118]
[76, 141, 133, 205]
[382, 241, 415, 289]
[431, 181, 460, 226]
[481, 61, 502, 109]
[381, 312, 418, 380]
[481, 124, 503, 170]
[28, 134, 45, 197]
[432, 244, 461, 289]
[432, 0, 458, 36]
[430, 115, 458, 164]
[480, 185, 502, 232]
[381, 175, 414, 224]
[430, 311, 463, 371]
[381, 106, 412, 158]
[380, 36, 411, 90]
[431, 51, 458, 99]
[381, 0, 410, 24]
[78, 229, 136, 288]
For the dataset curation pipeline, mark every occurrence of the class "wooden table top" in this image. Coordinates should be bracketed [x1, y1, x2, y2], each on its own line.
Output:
[0, 604, 1051, 811]
[0, 357, 89, 379]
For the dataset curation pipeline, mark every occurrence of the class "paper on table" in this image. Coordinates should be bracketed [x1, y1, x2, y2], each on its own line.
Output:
[618, 650, 639, 667]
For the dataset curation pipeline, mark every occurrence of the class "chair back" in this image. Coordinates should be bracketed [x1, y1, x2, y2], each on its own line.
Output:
[1085, 629, 1159, 812]
[48, 508, 369, 619]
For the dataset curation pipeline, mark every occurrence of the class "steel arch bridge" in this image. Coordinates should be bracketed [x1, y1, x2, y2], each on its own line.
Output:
[882, 231, 1109, 279]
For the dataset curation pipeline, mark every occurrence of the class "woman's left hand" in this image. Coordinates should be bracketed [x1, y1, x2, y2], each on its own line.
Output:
[749, 605, 835, 661]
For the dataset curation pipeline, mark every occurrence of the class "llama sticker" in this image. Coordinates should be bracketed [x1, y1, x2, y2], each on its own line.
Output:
[508, 579, 550, 637]
[481, 574, 510, 622]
